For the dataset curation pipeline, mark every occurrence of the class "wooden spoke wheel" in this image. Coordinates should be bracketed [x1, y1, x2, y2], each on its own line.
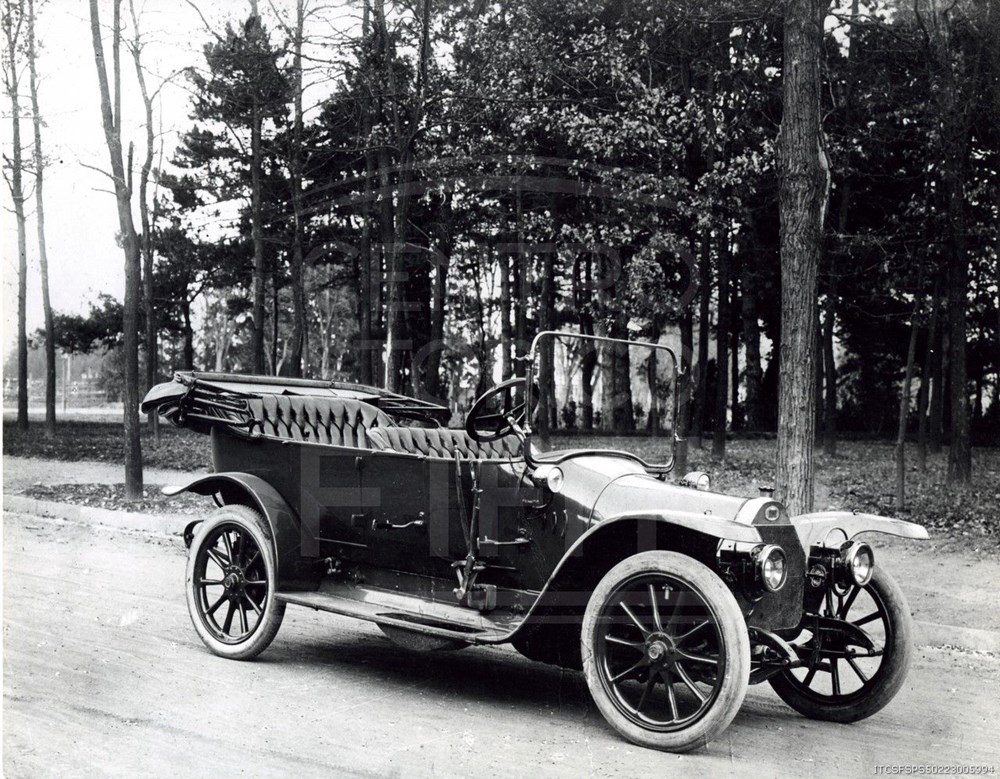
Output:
[582, 552, 750, 753]
[769, 567, 912, 722]
[186, 505, 285, 660]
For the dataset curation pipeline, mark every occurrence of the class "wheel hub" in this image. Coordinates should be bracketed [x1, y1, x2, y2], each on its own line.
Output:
[223, 567, 245, 593]
[646, 634, 676, 666]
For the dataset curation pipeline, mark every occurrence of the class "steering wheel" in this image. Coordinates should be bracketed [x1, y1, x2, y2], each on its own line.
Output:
[466, 377, 534, 442]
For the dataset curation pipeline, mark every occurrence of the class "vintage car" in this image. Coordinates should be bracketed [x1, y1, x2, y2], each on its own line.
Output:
[141, 331, 928, 753]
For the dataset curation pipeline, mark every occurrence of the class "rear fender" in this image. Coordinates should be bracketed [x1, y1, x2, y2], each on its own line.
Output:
[164, 473, 319, 591]
[790, 511, 929, 550]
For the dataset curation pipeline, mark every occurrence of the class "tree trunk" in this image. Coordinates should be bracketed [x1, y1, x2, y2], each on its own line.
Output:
[712, 230, 730, 461]
[499, 248, 513, 380]
[730, 274, 740, 432]
[383, 157, 411, 394]
[917, 0, 972, 481]
[89, 0, 142, 499]
[946, 259, 971, 481]
[182, 298, 195, 370]
[375, 142, 393, 387]
[128, 0, 159, 442]
[691, 231, 711, 448]
[775, 0, 829, 517]
[821, 291, 837, 455]
[815, 313, 824, 428]
[358, 0, 375, 386]
[378, 0, 431, 394]
[27, 0, 54, 436]
[271, 280, 279, 375]
[916, 274, 941, 470]
[514, 186, 529, 376]
[675, 311, 694, 477]
[4, 3, 29, 431]
[935, 15, 972, 482]
[896, 264, 924, 509]
[425, 251, 448, 400]
[578, 254, 596, 431]
[423, 191, 452, 402]
[741, 268, 764, 431]
[249, 20, 266, 375]
[929, 314, 945, 452]
[602, 261, 635, 433]
[287, 0, 306, 378]
[537, 250, 554, 449]
[823, 0, 860, 458]
[610, 320, 635, 432]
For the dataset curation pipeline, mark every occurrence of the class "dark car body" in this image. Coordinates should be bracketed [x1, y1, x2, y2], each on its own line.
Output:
[142, 332, 928, 752]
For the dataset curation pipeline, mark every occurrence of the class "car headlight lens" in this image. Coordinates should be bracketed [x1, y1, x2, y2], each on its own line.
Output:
[756, 545, 787, 592]
[532, 464, 564, 494]
[842, 542, 874, 586]
[682, 471, 711, 491]
[545, 466, 564, 494]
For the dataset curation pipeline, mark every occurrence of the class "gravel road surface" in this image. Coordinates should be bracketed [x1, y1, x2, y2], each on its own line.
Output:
[4, 509, 999, 778]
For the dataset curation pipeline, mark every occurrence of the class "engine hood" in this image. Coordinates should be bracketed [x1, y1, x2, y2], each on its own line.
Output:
[591, 472, 751, 525]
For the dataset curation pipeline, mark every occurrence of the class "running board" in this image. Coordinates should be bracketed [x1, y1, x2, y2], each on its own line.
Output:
[275, 583, 520, 645]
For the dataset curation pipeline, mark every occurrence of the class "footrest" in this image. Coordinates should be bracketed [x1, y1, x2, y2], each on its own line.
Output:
[275, 582, 516, 644]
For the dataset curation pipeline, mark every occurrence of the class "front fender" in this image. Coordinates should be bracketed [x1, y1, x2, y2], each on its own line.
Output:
[598, 510, 764, 544]
[164, 473, 318, 591]
[790, 511, 929, 550]
[511, 512, 762, 640]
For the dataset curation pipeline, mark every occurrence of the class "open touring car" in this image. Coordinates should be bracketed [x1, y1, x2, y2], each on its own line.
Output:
[141, 331, 928, 752]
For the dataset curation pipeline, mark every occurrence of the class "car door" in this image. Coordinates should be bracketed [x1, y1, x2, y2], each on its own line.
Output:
[296, 443, 366, 558]
[475, 459, 562, 591]
[359, 450, 457, 578]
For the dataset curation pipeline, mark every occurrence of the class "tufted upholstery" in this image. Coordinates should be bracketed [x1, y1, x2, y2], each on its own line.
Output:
[246, 395, 394, 448]
[366, 426, 522, 460]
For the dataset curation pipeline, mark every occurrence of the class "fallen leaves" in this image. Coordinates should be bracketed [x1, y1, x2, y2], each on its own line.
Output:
[24, 482, 206, 515]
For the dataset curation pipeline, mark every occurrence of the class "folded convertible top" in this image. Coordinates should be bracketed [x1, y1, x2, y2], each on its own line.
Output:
[141, 371, 450, 435]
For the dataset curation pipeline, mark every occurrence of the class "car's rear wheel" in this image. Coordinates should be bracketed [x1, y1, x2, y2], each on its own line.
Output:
[186, 505, 285, 660]
[581, 552, 750, 753]
[769, 567, 912, 722]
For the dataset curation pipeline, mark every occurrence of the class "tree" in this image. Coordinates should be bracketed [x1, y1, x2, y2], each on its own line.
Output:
[26, 0, 54, 435]
[373, 0, 434, 392]
[183, 7, 288, 375]
[126, 0, 165, 439]
[775, 0, 830, 517]
[896, 260, 924, 509]
[179, 0, 288, 373]
[285, 0, 307, 377]
[915, 0, 977, 483]
[89, 0, 142, 499]
[822, 0, 861, 458]
[2, 0, 28, 431]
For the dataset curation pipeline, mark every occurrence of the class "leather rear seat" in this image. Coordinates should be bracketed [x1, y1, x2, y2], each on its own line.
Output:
[366, 426, 522, 460]
[244, 393, 520, 459]
[246, 395, 394, 448]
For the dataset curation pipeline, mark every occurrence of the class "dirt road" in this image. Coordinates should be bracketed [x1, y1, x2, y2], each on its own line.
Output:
[3, 510, 999, 778]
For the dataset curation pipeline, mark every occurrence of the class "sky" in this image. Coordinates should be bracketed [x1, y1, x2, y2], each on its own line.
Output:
[1, 0, 351, 358]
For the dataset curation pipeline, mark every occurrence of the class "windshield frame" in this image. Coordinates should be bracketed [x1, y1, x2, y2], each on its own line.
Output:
[522, 331, 679, 475]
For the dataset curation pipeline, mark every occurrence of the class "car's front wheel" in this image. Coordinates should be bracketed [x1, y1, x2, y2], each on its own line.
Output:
[186, 505, 285, 660]
[769, 566, 912, 722]
[581, 552, 750, 753]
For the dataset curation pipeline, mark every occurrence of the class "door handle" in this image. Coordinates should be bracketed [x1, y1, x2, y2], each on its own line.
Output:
[372, 512, 427, 531]
[478, 530, 531, 555]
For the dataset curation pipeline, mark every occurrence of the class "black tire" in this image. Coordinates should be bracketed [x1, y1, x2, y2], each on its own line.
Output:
[186, 505, 285, 660]
[769, 567, 912, 722]
[581, 552, 750, 753]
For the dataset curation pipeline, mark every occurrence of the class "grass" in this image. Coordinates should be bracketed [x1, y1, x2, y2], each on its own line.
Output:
[4, 417, 997, 537]
[3, 417, 212, 472]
